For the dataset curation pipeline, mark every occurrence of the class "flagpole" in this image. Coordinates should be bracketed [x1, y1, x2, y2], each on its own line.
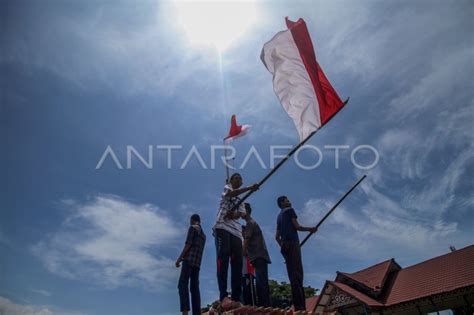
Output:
[299, 174, 367, 247]
[230, 97, 350, 212]
[224, 140, 230, 183]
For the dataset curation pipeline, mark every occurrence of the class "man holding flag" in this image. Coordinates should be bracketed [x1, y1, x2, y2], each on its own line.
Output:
[213, 173, 259, 308]
[276, 196, 317, 312]
[209, 14, 351, 311]
[214, 115, 258, 308]
[259, 17, 347, 313]
[226, 16, 348, 213]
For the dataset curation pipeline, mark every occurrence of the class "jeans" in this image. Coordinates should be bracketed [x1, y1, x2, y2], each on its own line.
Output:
[281, 240, 305, 311]
[253, 258, 271, 307]
[215, 229, 243, 301]
[178, 260, 201, 314]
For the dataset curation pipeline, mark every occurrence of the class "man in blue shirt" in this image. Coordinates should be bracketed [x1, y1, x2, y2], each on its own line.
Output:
[275, 196, 317, 312]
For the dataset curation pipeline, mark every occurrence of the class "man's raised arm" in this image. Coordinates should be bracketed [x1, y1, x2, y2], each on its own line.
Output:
[225, 183, 259, 198]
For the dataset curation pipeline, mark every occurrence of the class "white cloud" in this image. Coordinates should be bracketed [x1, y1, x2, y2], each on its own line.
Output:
[388, 48, 472, 121]
[401, 147, 474, 216]
[377, 128, 424, 180]
[0, 229, 12, 247]
[32, 195, 183, 291]
[319, 2, 471, 87]
[0, 297, 85, 315]
[330, 58, 473, 262]
[30, 289, 51, 297]
[371, 51, 474, 217]
[366, 18, 474, 220]
[299, 177, 466, 262]
[3, 2, 224, 103]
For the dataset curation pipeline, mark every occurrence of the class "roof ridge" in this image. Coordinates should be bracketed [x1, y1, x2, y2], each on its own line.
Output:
[337, 258, 402, 293]
[344, 258, 396, 275]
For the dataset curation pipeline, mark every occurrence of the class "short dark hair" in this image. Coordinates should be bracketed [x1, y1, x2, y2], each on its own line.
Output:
[244, 203, 252, 215]
[277, 196, 288, 208]
[230, 173, 242, 181]
[190, 214, 201, 223]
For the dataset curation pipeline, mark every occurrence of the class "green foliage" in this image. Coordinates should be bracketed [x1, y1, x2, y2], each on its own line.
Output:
[269, 279, 318, 309]
[201, 300, 220, 313]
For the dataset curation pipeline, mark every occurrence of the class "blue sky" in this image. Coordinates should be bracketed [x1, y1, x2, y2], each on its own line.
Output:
[1, 0, 473, 314]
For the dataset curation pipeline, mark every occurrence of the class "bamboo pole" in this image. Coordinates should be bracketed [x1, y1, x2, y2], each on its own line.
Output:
[230, 98, 350, 212]
[300, 174, 367, 247]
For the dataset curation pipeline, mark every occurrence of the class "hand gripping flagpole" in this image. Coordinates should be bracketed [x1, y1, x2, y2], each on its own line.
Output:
[300, 174, 367, 247]
[229, 97, 350, 212]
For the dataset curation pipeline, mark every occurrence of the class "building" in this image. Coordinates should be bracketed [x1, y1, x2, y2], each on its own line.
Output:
[314, 245, 474, 314]
[205, 245, 474, 314]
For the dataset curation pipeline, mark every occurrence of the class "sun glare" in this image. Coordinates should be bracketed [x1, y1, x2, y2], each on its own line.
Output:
[173, 0, 258, 51]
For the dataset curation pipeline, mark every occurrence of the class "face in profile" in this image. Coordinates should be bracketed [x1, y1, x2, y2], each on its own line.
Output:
[244, 203, 251, 219]
[230, 174, 243, 189]
[281, 197, 291, 209]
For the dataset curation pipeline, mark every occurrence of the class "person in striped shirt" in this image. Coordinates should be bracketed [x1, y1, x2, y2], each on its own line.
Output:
[213, 173, 259, 308]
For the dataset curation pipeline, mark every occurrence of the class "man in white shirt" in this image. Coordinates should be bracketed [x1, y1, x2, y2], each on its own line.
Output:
[213, 173, 259, 308]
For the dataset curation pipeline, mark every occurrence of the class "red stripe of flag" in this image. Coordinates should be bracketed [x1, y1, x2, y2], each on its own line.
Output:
[286, 17, 344, 125]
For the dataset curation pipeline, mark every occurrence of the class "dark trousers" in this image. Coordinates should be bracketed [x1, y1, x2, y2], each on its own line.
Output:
[242, 274, 255, 305]
[253, 258, 271, 307]
[281, 240, 305, 311]
[178, 261, 201, 314]
[215, 229, 242, 301]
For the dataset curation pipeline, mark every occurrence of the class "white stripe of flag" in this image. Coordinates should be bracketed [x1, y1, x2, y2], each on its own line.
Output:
[261, 17, 345, 141]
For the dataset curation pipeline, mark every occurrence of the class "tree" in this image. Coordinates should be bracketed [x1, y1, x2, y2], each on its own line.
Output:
[269, 279, 318, 309]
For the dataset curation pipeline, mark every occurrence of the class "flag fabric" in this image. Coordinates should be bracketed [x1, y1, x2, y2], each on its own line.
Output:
[245, 256, 255, 276]
[261, 17, 345, 141]
[224, 115, 251, 143]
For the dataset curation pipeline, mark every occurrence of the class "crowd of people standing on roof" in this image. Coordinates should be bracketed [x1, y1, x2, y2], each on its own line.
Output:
[175, 172, 318, 315]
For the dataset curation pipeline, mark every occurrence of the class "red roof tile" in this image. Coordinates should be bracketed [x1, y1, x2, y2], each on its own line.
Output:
[209, 246, 474, 315]
[384, 245, 474, 305]
[339, 259, 400, 291]
[305, 295, 320, 312]
[204, 296, 320, 314]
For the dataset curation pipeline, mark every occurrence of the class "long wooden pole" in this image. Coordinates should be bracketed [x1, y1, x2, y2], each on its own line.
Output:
[300, 174, 367, 247]
[224, 140, 230, 183]
[230, 98, 350, 212]
[230, 129, 317, 211]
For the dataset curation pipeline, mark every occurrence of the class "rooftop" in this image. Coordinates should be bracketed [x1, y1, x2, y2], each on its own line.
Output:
[319, 244, 474, 310]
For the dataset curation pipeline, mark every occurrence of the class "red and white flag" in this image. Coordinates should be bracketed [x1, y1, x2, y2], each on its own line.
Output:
[224, 115, 251, 143]
[261, 18, 345, 141]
